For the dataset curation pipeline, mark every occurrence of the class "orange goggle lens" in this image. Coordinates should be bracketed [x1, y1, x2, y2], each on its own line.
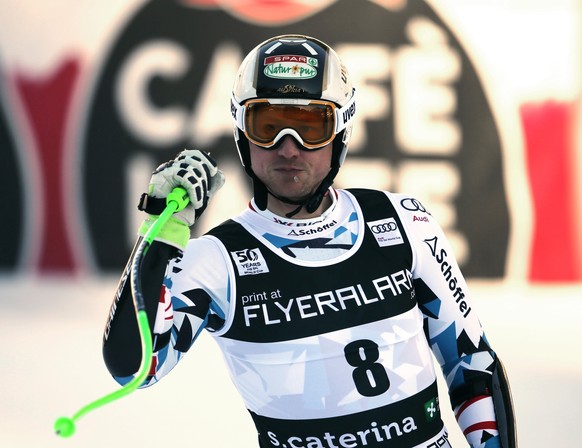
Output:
[244, 100, 336, 150]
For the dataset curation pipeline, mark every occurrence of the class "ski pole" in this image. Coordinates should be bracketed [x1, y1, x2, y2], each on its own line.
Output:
[54, 187, 189, 437]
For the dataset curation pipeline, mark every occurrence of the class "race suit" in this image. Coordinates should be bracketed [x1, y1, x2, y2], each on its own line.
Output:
[103, 188, 509, 447]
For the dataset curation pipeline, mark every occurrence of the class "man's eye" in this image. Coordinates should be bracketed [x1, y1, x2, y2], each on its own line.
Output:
[262, 124, 277, 132]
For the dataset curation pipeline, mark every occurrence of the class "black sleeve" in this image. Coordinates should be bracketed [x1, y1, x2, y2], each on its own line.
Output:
[102, 238, 180, 378]
[491, 357, 518, 448]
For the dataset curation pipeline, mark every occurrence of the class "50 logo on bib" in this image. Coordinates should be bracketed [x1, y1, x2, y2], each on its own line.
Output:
[231, 248, 270, 276]
[367, 218, 404, 247]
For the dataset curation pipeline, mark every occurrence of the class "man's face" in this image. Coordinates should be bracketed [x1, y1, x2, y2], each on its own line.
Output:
[249, 136, 332, 203]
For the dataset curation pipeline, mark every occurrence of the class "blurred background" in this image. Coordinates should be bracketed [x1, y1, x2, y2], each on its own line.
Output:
[0, 0, 580, 446]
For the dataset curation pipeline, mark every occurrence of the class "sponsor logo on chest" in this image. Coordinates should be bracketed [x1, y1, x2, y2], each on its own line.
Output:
[231, 248, 270, 275]
[367, 218, 404, 247]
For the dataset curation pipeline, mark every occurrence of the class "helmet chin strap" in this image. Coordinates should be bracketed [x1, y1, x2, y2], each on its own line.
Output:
[253, 167, 337, 218]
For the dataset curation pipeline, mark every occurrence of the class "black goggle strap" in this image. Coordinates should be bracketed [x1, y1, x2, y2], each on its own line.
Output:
[230, 89, 356, 136]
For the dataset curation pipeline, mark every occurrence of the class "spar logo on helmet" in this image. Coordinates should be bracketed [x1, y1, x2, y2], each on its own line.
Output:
[77, 0, 509, 279]
[264, 54, 318, 79]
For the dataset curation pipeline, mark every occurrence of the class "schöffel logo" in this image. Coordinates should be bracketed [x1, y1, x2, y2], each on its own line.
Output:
[423, 236, 472, 318]
[367, 218, 403, 247]
[231, 248, 269, 276]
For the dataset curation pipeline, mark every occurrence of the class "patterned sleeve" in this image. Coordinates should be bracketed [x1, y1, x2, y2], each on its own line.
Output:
[115, 236, 231, 387]
[390, 192, 502, 447]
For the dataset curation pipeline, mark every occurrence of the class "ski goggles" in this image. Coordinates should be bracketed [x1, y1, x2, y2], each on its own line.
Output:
[231, 91, 356, 150]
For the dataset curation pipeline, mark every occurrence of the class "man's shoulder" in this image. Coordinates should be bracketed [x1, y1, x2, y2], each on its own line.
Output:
[338, 188, 403, 221]
[342, 189, 428, 211]
[204, 218, 244, 238]
[341, 187, 394, 205]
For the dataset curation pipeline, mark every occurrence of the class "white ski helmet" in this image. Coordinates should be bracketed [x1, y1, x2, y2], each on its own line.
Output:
[230, 34, 356, 214]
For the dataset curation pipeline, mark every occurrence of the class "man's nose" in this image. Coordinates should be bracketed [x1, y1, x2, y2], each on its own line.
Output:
[276, 135, 302, 157]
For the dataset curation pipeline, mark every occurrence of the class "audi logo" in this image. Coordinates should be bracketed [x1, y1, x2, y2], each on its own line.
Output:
[370, 222, 398, 234]
[400, 198, 430, 214]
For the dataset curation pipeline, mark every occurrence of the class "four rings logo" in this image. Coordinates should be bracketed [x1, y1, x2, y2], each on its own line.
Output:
[370, 221, 398, 234]
[400, 198, 431, 215]
[367, 218, 404, 247]
[231, 248, 269, 276]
